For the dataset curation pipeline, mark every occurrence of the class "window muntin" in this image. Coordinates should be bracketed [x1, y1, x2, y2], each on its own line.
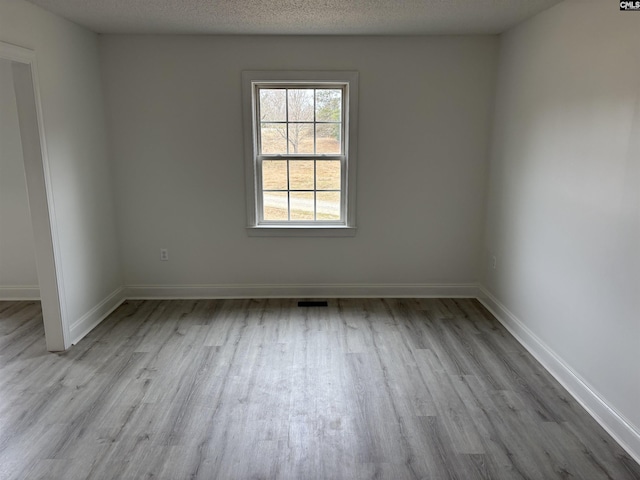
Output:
[255, 84, 346, 223]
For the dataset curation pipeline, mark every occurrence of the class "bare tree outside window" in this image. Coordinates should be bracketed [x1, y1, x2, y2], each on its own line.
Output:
[287, 89, 313, 153]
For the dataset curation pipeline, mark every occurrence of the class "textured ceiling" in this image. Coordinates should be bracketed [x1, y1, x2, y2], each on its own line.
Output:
[26, 0, 563, 35]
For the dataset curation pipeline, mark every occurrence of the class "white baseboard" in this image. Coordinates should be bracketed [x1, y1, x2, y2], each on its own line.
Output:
[69, 287, 126, 346]
[0, 285, 40, 300]
[125, 283, 480, 300]
[477, 285, 640, 465]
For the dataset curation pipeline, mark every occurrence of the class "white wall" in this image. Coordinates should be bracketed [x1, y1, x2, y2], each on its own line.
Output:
[0, 59, 39, 297]
[0, 1, 123, 345]
[100, 35, 498, 293]
[483, 0, 640, 458]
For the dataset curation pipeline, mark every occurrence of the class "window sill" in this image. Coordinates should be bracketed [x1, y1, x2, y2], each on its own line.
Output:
[246, 226, 357, 237]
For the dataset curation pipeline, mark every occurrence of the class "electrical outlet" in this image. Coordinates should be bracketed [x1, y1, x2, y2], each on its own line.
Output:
[160, 248, 169, 261]
[491, 256, 497, 270]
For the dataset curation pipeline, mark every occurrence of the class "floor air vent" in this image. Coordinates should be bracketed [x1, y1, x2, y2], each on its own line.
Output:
[298, 301, 328, 307]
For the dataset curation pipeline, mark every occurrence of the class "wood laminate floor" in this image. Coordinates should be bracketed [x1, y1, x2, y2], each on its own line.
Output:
[0, 298, 638, 480]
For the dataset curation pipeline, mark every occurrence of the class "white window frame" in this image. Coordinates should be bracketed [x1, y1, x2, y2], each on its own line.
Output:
[242, 71, 358, 237]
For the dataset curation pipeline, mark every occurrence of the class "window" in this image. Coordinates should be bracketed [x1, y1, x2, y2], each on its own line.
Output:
[242, 71, 358, 236]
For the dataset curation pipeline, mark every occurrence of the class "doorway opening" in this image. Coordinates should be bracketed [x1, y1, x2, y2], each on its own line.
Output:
[0, 42, 67, 351]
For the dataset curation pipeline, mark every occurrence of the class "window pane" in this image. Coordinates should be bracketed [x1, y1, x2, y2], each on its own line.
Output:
[316, 124, 341, 154]
[263, 192, 288, 220]
[316, 191, 341, 220]
[290, 192, 314, 220]
[289, 160, 314, 190]
[287, 89, 314, 122]
[316, 161, 340, 190]
[260, 89, 286, 122]
[262, 161, 287, 190]
[288, 124, 314, 154]
[316, 89, 342, 122]
[261, 123, 287, 154]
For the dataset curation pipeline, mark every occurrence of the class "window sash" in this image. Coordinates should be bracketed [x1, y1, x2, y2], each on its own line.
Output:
[255, 84, 346, 156]
[256, 156, 347, 224]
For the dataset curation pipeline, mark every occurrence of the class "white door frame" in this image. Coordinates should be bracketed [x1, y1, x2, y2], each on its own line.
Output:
[0, 41, 69, 351]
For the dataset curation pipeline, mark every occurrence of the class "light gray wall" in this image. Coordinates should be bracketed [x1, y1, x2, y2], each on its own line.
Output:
[0, 59, 38, 293]
[99, 35, 498, 288]
[0, 1, 122, 335]
[484, 0, 640, 441]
